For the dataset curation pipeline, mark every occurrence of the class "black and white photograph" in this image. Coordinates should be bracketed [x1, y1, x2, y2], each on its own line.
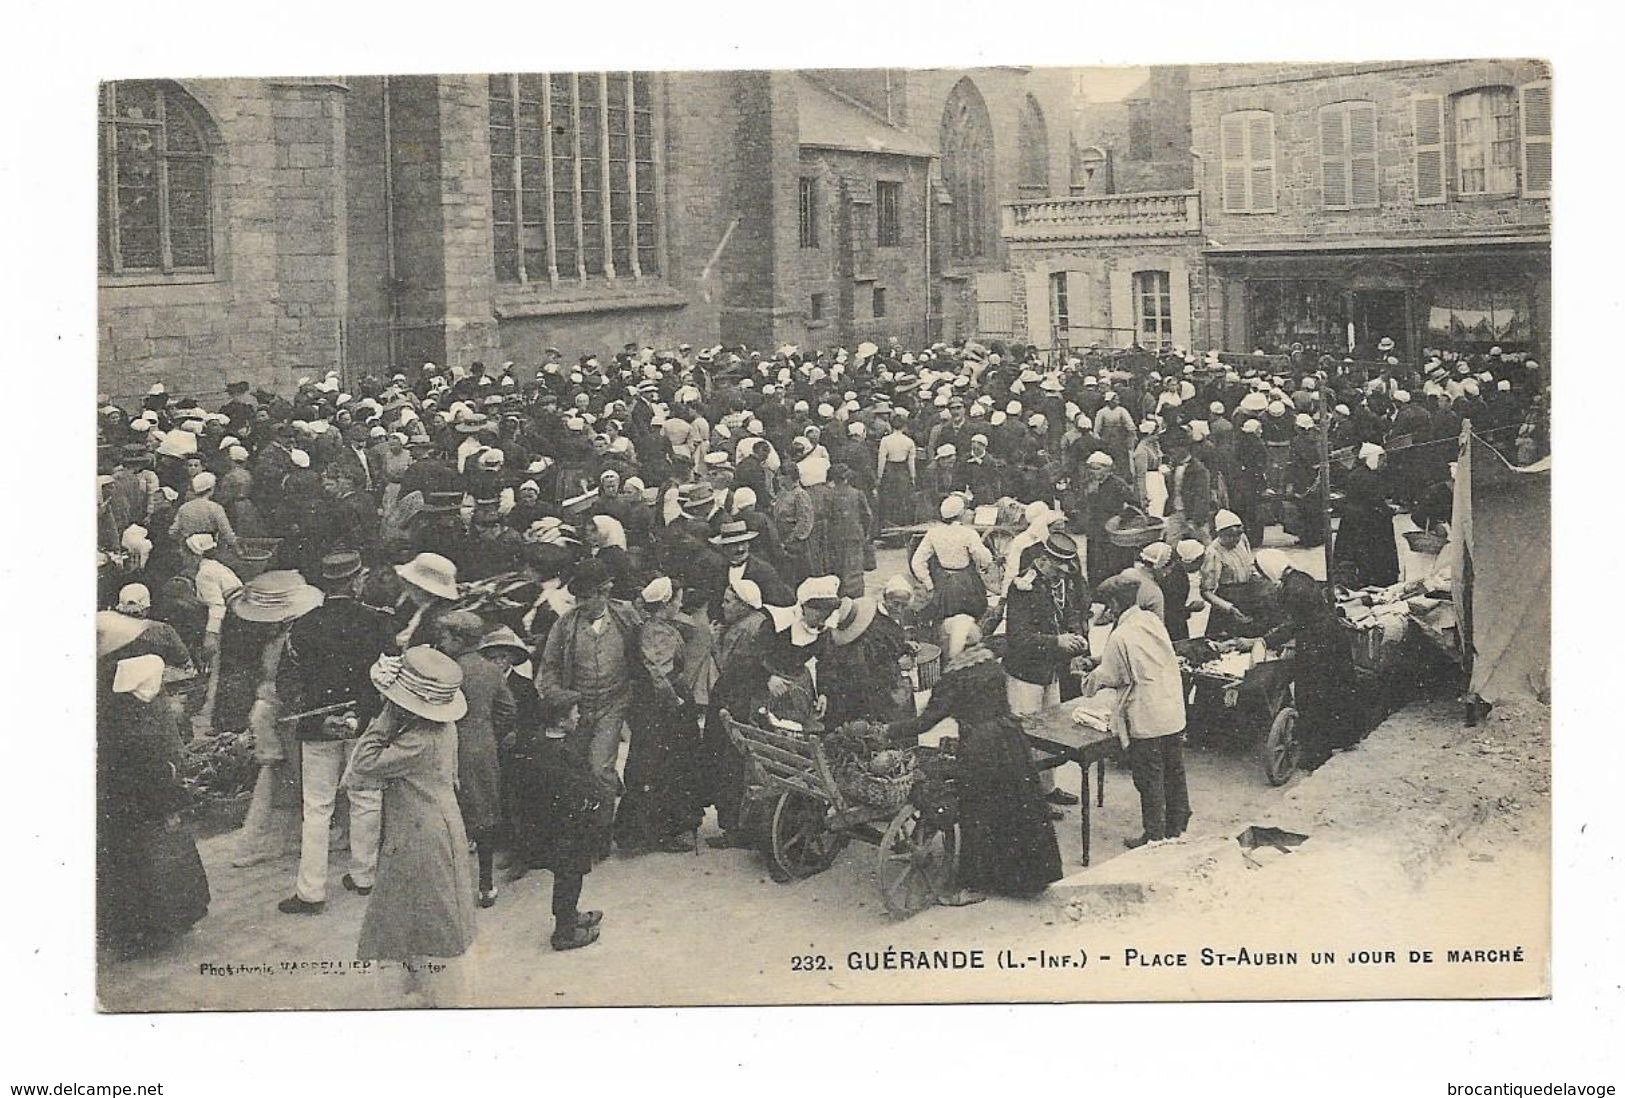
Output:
[84, 54, 1559, 1013]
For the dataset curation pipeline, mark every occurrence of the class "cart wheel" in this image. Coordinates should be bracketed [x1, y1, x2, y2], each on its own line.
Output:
[770, 792, 848, 879]
[1262, 706, 1300, 786]
[876, 804, 958, 918]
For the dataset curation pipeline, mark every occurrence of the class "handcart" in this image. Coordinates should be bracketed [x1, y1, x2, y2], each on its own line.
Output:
[1176, 639, 1301, 786]
[721, 710, 959, 918]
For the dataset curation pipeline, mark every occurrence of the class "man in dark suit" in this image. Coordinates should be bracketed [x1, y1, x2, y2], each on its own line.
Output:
[709, 519, 794, 609]
[278, 551, 394, 915]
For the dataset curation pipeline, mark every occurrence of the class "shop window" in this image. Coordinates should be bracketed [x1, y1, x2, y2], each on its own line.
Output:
[1246, 281, 1349, 354]
[1134, 270, 1173, 351]
[1425, 286, 1533, 348]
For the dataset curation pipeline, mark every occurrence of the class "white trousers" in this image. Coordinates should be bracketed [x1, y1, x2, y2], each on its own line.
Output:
[296, 740, 381, 902]
[1006, 676, 1062, 792]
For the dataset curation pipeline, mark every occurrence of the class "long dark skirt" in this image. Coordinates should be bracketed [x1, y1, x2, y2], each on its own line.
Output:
[877, 462, 914, 529]
[615, 699, 704, 848]
[930, 561, 989, 622]
[955, 713, 1063, 897]
[1333, 507, 1400, 587]
[97, 812, 210, 953]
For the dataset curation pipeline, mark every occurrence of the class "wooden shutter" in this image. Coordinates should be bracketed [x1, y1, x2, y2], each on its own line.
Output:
[1108, 269, 1135, 349]
[1168, 259, 1192, 350]
[1520, 81, 1552, 197]
[1413, 93, 1446, 205]
[1348, 102, 1379, 208]
[1220, 113, 1248, 212]
[1247, 113, 1276, 212]
[974, 271, 1014, 338]
[1065, 270, 1092, 348]
[1023, 269, 1051, 349]
[1320, 104, 1349, 209]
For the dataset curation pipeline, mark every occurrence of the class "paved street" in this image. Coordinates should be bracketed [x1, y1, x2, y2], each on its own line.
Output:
[99, 521, 1436, 1011]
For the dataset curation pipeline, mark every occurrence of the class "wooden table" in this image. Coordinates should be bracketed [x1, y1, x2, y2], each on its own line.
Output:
[1019, 698, 1122, 867]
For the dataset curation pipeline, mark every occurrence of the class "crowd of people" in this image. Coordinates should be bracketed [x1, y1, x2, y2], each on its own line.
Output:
[94, 333, 1551, 981]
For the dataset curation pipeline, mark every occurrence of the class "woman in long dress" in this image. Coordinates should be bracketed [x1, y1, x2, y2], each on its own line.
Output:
[887, 623, 1062, 905]
[875, 414, 917, 530]
[96, 652, 210, 957]
[343, 646, 477, 1002]
[1333, 444, 1400, 587]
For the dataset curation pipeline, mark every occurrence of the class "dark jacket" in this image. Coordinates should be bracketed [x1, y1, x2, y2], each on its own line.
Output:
[1002, 567, 1087, 687]
[288, 595, 394, 739]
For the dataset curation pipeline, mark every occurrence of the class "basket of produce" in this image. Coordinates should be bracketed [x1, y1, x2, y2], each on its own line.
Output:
[1105, 508, 1167, 548]
[1403, 528, 1448, 555]
[824, 721, 919, 811]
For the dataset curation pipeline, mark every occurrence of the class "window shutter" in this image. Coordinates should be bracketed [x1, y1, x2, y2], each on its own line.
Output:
[1413, 93, 1446, 205]
[1023, 268, 1051, 350]
[1108, 269, 1135, 349]
[1168, 260, 1192, 350]
[1520, 81, 1552, 197]
[1320, 105, 1349, 209]
[1349, 102, 1379, 208]
[1220, 113, 1248, 213]
[1065, 270, 1091, 348]
[1247, 113, 1276, 212]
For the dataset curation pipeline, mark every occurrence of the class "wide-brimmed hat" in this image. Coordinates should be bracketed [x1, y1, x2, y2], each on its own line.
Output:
[453, 413, 490, 433]
[830, 596, 879, 646]
[709, 519, 758, 547]
[228, 570, 324, 623]
[477, 625, 531, 663]
[370, 646, 467, 721]
[394, 552, 460, 601]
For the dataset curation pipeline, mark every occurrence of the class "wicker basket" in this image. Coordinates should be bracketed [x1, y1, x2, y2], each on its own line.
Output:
[906, 642, 942, 693]
[1403, 529, 1447, 555]
[1105, 514, 1167, 548]
[838, 764, 919, 811]
[234, 537, 282, 580]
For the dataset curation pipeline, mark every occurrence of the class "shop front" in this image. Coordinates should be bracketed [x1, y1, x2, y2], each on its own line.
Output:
[1206, 240, 1549, 363]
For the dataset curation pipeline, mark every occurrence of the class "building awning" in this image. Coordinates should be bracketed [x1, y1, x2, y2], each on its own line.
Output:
[1203, 233, 1549, 256]
[795, 76, 934, 159]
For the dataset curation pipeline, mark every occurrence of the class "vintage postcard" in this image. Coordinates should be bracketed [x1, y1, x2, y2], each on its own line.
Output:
[94, 59, 1551, 1011]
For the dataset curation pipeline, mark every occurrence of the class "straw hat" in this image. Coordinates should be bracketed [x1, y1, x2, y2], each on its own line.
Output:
[830, 596, 879, 646]
[393, 552, 460, 601]
[476, 625, 531, 663]
[709, 519, 759, 547]
[369, 647, 467, 722]
[228, 570, 324, 624]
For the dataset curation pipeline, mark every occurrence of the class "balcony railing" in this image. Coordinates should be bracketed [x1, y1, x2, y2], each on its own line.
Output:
[1002, 190, 1201, 242]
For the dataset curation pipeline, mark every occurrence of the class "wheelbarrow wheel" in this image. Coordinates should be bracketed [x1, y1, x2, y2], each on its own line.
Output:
[1262, 706, 1300, 786]
[770, 792, 847, 879]
[876, 804, 958, 918]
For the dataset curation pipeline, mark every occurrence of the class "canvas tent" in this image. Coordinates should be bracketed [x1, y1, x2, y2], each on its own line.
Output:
[1451, 426, 1551, 703]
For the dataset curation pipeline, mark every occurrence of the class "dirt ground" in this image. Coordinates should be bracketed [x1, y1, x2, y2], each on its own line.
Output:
[98, 530, 1546, 1011]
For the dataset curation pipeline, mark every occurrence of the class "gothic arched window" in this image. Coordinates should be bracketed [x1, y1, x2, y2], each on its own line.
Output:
[1017, 94, 1048, 197]
[99, 82, 215, 274]
[941, 78, 994, 261]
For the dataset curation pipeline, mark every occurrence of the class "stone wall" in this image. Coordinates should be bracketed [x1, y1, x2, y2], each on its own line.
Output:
[1190, 59, 1552, 247]
[98, 78, 349, 402]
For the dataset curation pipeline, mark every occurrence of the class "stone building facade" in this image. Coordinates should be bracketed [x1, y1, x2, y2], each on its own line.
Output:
[98, 67, 1079, 400]
[999, 59, 1552, 365]
[1191, 59, 1551, 361]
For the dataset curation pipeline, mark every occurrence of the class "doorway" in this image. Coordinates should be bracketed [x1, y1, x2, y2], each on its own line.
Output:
[1350, 290, 1409, 359]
